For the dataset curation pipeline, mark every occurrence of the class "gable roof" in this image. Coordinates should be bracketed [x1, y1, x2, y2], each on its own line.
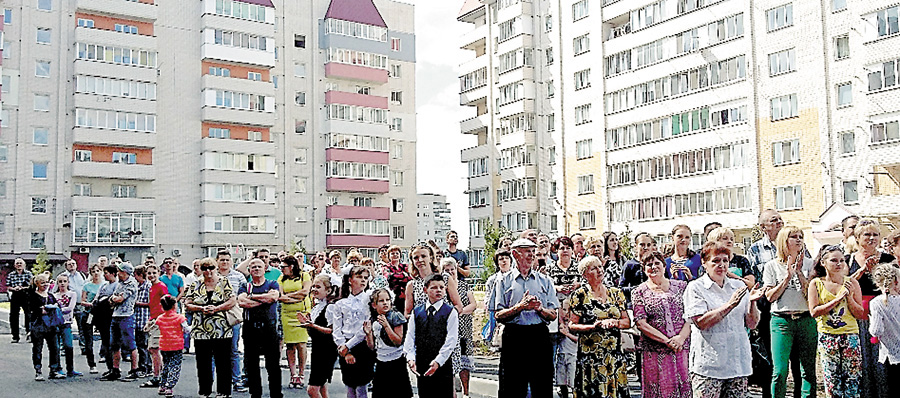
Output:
[458, 0, 483, 19]
[324, 0, 387, 28]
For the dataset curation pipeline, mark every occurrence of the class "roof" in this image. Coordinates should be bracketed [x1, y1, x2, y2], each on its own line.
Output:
[458, 0, 484, 19]
[233, 0, 274, 7]
[325, 0, 387, 28]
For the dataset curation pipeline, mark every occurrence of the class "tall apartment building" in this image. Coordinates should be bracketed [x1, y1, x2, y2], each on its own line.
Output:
[0, 0, 416, 265]
[417, 193, 452, 247]
[459, 0, 900, 254]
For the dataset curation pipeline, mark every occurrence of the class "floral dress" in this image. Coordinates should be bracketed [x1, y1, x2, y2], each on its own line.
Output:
[632, 280, 691, 398]
[568, 284, 629, 398]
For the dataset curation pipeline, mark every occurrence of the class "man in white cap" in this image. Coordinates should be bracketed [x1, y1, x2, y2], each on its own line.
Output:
[490, 238, 559, 398]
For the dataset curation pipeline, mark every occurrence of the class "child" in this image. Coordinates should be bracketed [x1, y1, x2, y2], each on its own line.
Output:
[364, 288, 411, 397]
[299, 275, 338, 398]
[54, 274, 82, 377]
[332, 266, 375, 398]
[403, 274, 459, 398]
[870, 263, 900, 395]
[154, 295, 188, 398]
[555, 305, 577, 398]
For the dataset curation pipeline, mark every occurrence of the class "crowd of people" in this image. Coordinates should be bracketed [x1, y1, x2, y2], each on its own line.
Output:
[4, 213, 900, 398]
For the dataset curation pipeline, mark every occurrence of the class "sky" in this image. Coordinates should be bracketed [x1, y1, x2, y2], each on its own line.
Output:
[409, 1, 475, 247]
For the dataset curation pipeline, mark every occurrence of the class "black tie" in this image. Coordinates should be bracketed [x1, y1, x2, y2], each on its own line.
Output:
[427, 306, 436, 318]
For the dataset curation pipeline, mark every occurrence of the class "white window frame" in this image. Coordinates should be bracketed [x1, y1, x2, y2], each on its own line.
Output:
[577, 174, 594, 195]
[774, 184, 803, 210]
[842, 180, 858, 204]
[837, 82, 852, 107]
[578, 210, 596, 230]
[772, 139, 800, 166]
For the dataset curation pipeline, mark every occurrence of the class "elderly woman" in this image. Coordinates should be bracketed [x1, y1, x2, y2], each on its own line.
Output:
[278, 255, 311, 389]
[183, 257, 237, 398]
[761, 226, 816, 398]
[808, 245, 865, 398]
[633, 251, 691, 398]
[322, 251, 344, 287]
[567, 255, 632, 398]
[869, 263, 900, 397]
[846, 220, 896, 398]
[684, 242, 763, 398]
[707, 227, 757, 286]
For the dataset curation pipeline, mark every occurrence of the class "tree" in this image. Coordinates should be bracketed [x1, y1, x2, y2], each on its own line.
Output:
[477, 224, 512, 281]
[619, 224, 635, 260]
[32, 248, 52, 275]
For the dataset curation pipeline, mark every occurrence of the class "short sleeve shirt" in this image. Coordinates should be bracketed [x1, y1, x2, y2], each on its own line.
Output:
[148, 282, 168, 319]
[160, 274, 184, 297]
[762, 257, 814, 313]
[683, 275, 753, 379]
[186, 279, 235, 340]
[112, 277, 139, 318]
[238, 279, 280, 324]
[491, 268, 560, 325]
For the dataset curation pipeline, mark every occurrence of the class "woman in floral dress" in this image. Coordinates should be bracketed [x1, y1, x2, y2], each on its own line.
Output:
[567, 255, 632, 398]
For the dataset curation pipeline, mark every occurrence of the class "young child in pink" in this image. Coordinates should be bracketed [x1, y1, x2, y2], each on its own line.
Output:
[153, 295, 189, 397]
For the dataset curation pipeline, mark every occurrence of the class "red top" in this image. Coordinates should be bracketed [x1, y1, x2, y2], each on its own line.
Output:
[155, 310, 187, 352]
[149, 282, 168, 319]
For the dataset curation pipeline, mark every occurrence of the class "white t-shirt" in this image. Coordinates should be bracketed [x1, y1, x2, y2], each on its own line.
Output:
[762, 258, 814, 314]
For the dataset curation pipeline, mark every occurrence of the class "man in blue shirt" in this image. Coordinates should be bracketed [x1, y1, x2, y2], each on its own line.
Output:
[237, 259, 282, 398]
[491, 238, 559, 398]
[445, 231, 471, 278]
[159, 258, 185, 300]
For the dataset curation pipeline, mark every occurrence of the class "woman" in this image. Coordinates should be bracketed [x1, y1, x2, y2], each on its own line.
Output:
[383, 246, 411, 312]
[633, 251, 691, 398]
[80, 264, 103, 374]
[707, 227, 758, 285]
[483, 250, 513, 348]
[497, 237, 513, 253]
[278, 255, 312, 389]
[323, 251, 344, 287]
[29, 273, 63, 381]
[666, 225, 703, 281]
[54, 274, 82, 377]
[761, 226, 816, 398]
[683, 242, 763, 398]
[404, 243, 463, 317]
[567, 256, 632, 398]
[601, 232, 628, 287]
[847, 220, 896, 398]
[808, 246, 866, 398]
[442, 257, 477, 398]
[548, 237, 582, 298]
[183, 257, 236, 398]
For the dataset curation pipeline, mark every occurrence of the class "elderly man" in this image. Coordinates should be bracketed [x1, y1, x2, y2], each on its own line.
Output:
[58, 259, 88, 350]
[491, 239, 559, 398]
[748, 209, 783, 273]
[7, 258, 34, 343]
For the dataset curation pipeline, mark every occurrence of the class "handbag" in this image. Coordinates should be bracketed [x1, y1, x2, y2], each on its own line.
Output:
[225, 304, 243, 326]
[33, 304, 65, 334]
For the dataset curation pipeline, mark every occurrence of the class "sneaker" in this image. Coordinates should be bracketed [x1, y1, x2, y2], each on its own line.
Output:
[233, 384, 248, 393]
[141, 378, 160, 388]
[122, 370, 139, 381]
[34, 373, 44, 381]
[99, 370, 121, 381]
[68, 371, 84, 377]
[98, 357, 106, 363]
[49, 372, 66, 380]
[158, 387, 166, 395]
[164, 390, 174, 398]
[89, 367, 98, 374]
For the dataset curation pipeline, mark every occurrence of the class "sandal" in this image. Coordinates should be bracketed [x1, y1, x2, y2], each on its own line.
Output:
[290, 375, 303, 388]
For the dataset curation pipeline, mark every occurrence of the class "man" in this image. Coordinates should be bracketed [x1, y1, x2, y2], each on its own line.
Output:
[140, 264, 168, 389]
[132, 265, 152, 378]
[570, 233, 586, 261]
[703, 222, 723, 243]
[6, 258, 34, 343]
[619, 232, 656, 300]
[538, 233, 557, 262]
[144, 255, 156, 266]
[236, 248, 271, 277]
[491, 239, 559, 398]
[237, 259, 283, 398]
[159, 258, 185, 301]
[216, 250, 249, 392]
[748, 210, 783, 273]
[101, 262, 140, 381]
[840, 215, 859, 252]
[520, 229, 538, 243]
[445, 231, 471, 278]
[98, 256, 109, 268]
[183, 259, 202, 291]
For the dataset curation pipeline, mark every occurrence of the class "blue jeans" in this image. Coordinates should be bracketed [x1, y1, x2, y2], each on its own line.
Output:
[74, 311, 86, 348]
[231, 324, 242, 385]
[59, 325, 77, 373]
[32, 329, 61, 373]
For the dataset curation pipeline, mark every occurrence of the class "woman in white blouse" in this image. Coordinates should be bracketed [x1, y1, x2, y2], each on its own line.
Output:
[684, 241, 764, 398]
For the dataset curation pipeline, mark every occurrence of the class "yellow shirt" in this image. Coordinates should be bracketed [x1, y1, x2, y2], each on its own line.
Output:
[813, 277, 859, 334]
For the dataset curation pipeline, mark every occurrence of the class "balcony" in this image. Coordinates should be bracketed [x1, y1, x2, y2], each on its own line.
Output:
[74, 59, 157, 82]
[73, 93, 156, 116]
[460, 113, 489, 135]
[201, 43, 275, 68]
[325, 205, 390, 220]
[460, 84, 488, 106]
[325, 177, 389, 193]
[324, 63, 388, 84]
[72, 127, 156, 149]
[460, 144, 491, 162]
[200, 13, 274, 38]
[459, 55, 488, 83]
[72, 162, 154, 181]
[201, 106, 275, 127]
[324, 119, 389, 137]
[201, 75, 275, 97]
[460, 23, 488, 52]
[75, 26, 157, 49]
[75, 0, 157, 22]
[201, 169, 277, 186]
[72, 195, 155, 213]
[325, 148, 389, 164]
[325, 234, 390, 248]
[497, 98, 534, 119]
[201, 201, 276, 217]
[201, 137, 274, 155]
[325, 91, 388, 109]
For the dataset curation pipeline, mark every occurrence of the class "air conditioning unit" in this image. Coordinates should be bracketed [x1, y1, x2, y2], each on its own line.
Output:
[78, 247, 90, 254]
[172, 249, 182, 257]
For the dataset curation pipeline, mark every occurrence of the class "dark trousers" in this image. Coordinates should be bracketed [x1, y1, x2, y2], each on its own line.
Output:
[10, 291, 30, 340]
[885, 362, 900, 397]
[80, 314, 96, 368]
[31, 329, 61, 373]
[95, 317, 113, 370]
[74, 311, 86, 349]
[415, 358, 453, 398]
[195, 338, 232, 396]
[499, 323, 553, 398]
[243, 324, 283, 398]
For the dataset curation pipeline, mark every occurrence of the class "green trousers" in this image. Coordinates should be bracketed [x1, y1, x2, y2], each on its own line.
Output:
[770, 315, 818, 398]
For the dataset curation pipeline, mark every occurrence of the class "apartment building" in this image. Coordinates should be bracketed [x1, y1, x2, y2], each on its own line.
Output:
[0, 0, 416, 265]
[416, 193, 452, 247]
[459, 0, 900, 254]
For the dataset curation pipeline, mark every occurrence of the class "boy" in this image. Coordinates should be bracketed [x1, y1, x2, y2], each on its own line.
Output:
[133, 265, 151, 378]
[403, 274, 459, 398]
[555, 305, 577, 398]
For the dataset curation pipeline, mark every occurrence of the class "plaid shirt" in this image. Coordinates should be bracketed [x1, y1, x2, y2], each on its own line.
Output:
[134, 280, 151, 328]
[6, 270, 33, 291]
[747, 235, 777, 273]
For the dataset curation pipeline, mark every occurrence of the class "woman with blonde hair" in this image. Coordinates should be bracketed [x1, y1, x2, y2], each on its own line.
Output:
[30, 273, 63, 381]
[666, 225, 702, 281]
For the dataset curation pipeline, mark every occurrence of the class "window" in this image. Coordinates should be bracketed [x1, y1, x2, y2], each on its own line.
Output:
[766, 4, 793, 32]
[390, 91, 402, 104]
[390, 117, 402, 132]
[577, 175, 594, 194]
[294, 92, 306, 106]
[293, 63, 306, 77]
[834, 35, 849, 60]
[33, 162, 48, 179]
[392, 225, 405, 240]
[574, 69, 590, 90]
[77, 18, 94, 28]
[248, 131, 262, 141]
[876, 6, 900, 38]
[550, 215, 558, 231]
[575, 104, 592, 125]
[294, 206, 308, 222]
[390, 64, 402, 78]
[468, 157, 488, 177]
[1, 76, 8, 93]
[770, 94, 798, 121]
[549, 181, 557, 198]
[215, 0, 269, 22]
[2, 41, 10, 59]
[840, 131, 855, 154]
[112, 184, 137, 198]
[3, 9, 11, 24]
[545, 15, 553, 32]
[294, 177, 308, 193]
[842, 180, 858, 203]
[768, 48, 795, 76]
[573, 34, 590, 55]
[34, 94, 51, 111]
[209, 66, 231, 77]
[547, 80, 555, 98]
[294, 34, 306, 48]
[248, 72, 262, 81]
[33, 128, 49, 145]
[867, 60, 898, 92]
[775, 185, 803, 210]
[31, 233, 46, 249]
[547, 114, 556, 131]
[0, 181, 5, 197]
[578, 210, 596, 230]
[837, 82, 852, 107]
[545, 47, 554, 65]
[391, 171, 404, 186]
[37, 0, 52, 11]
[352, 196, 374, 207]
[0, 109, 7, 127]
[114, 24, 138, 34]
[392, 143, 403, 159]
[295, 120, 306, 134]
[74, 150, 92, 162]
[35, 61, 50, 77]
[870, 120, 900, 143]
[209, 128, 231, 139]
[76, 109, 156, 132]
[392, 198, 404, 212]
[469, 188, 489, 207]
[573, 0, 589, 21]
[74, 183, 91, 196]
[772, 139, 800, 165]
[36, 28, 51, 44]
[833, 0, 846, 11]
[391, 37, 401, 51]
[76, 43, 157, 67]
[548, 146, 556, 165]
[294, 148, 308, 164]
[576, 139, 593, 159]
[31, 197, 47, 213]
[112, 152, 137, 164]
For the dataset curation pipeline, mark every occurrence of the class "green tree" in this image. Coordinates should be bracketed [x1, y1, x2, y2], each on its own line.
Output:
[477, 224, 511, 281]
[32, 248, 52, 275]
[618, 224, 635, 260]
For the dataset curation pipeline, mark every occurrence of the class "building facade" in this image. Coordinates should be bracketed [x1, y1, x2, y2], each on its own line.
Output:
[0, 0, 417, 265]
[417, 193, 452, 247]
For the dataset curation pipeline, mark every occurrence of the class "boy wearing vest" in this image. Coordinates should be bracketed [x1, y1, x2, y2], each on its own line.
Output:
[403, 274, 459, 398]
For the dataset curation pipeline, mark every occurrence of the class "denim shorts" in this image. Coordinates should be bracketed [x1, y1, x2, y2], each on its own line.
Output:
[111, 316, 137, 351]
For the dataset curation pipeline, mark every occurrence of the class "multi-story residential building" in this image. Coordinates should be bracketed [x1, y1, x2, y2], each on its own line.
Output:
[417, 193, 452, 247]
[0, 0, 416, 266]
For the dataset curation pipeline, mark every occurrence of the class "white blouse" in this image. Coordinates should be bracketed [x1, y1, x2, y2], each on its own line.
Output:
[683, 275, 754, 379]
[331, 290, 372, 350]
[869, 294, 900, 365]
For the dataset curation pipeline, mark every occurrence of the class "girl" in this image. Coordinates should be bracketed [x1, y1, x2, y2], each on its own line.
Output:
[332, 266, 375, 398]
[364, 288, 411, 397]
[869, 263, 900, 396]
[278, 255, 312, 389]
[441, 257, 477, 398]
[54, 274, 82, 377]
[155, 295, 189, 398]
[80, 264, 103, 373]
[300, 274, 339, 398]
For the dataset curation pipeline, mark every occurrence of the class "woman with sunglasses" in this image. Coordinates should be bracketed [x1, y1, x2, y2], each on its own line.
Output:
[278, 255, 312, 389]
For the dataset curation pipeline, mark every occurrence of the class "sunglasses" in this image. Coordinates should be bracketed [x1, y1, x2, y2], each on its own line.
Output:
[200, 265, 216, 271]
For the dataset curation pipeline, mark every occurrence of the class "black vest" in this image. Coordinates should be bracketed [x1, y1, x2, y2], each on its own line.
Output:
[413, 302, 452, 365]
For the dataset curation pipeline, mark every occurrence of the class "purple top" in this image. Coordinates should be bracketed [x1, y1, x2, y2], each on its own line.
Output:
[632, 279, 690, 353]
[325, 0, 387, 28]
[233, 0, 274, 7]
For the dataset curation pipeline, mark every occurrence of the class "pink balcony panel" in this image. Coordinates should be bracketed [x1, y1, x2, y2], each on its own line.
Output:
[326, 234, 390, 248]
[326, 205, 390, 220]
[325, 91, 388, 109]
[325, 148, 389, 164]
[326, 177, 389, 193]
[325, 63, 389, 84]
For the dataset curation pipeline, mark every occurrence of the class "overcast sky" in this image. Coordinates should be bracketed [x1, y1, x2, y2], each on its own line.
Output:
[410, 1, 475, 247]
